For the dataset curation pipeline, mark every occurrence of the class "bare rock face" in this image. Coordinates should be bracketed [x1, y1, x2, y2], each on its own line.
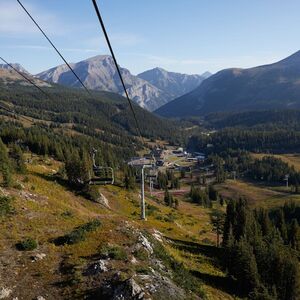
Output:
[36, 56, 169, 112]
[84, 259, 110, 276]
[31, 253, 46, 262]
[137, 233, 153, 255]
[0, 287, 12, 299]
[96, 193, 110, 209]
[112, 278, 145, 300]
[138, 67, 209, 101]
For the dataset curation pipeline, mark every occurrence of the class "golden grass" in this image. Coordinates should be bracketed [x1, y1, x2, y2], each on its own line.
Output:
[252, 153, 300, 171]
[217, 179, 300, 208]
[0, 154, 234, 299]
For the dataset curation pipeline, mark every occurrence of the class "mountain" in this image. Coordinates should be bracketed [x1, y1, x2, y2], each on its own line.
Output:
[36, 55, 170, 111]
[138, 67, 210, 100]
[155, 50, 300, 118]
[0, 63, 51, 87]
[0, 63, 30, 74]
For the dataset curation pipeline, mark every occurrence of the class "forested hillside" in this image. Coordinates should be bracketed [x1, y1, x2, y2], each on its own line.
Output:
[156, 50, 300, 118]
[0, 82, 183, 145]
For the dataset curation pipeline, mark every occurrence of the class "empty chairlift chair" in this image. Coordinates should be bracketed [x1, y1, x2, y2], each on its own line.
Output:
[89, 149, 114, 185]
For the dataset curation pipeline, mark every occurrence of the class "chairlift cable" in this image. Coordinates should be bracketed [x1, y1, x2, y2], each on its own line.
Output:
[0, 56, 51, 98]
[17, 0, 93, 97]
[91, 0, 146, 145]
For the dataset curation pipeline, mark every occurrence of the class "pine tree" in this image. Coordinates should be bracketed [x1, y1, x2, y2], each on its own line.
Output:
[164, 188, 173, 207]
[10, 144, 26, 174]
[231, 238, 260, 294]
[180, 169, 186, 179]
[0, 138, 12, 187]
[223, 199, 236, 247]
[289, 219, 300, 251]
[277, 209, 288, 243]
[211, 210, 225, 247]
[208, 185, 219, 201]
[174, 198, 179, 209]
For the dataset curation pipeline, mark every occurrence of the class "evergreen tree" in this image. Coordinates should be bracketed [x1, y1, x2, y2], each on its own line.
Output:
[164, 188, 173, 207]
[10, 144, 26, 174]
[65, 150, 91, 188]
[170, 177, 180, 189]
[289, 219, 300, 251]
[180, 169, 186, 179]
[219, 195, 224, 206]
[277, 210, 288, 242]
[157, 171, 168, 190]
[211, 210, 225, 247]
[0, 138, 12, 187]
[231, 237, 260, 294]
[208, 185, 219, 201]
[174, 198, 179, 209]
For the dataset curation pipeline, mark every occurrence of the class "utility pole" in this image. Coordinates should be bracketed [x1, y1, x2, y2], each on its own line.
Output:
[141, 165, 146, 220]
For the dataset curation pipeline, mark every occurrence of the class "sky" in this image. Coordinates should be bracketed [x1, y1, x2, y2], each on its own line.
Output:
[1, 0, 300, 75]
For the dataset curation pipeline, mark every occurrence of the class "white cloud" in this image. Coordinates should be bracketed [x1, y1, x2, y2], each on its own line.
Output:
[0, 0, 67, 36]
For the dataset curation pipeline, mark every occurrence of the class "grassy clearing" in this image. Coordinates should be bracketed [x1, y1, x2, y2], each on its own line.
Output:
[252, 153, 300, 171]
[216, 179, 300, 208]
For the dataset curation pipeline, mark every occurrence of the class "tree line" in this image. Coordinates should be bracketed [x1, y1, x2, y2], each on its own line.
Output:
[222, 199, 299, 299]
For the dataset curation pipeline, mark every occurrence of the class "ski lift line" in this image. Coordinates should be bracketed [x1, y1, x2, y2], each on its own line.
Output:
[0, 56, 50, 98]
[17, 0, 92, 97]
[91, 0, 145, 145]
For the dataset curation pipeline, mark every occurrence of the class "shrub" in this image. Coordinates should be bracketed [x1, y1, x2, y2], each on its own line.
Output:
[84, 185, 101, 202]
[133, 248, 148, 260]
[54, 219, 101, 245]
[16, 238, 38, 251]
[0, 196, 14, 217]
[146, 204, 159, 216]
[61, 210, 73, 218]
[99, 244, 127, 260]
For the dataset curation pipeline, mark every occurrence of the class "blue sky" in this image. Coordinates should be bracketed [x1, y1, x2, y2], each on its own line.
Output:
[1, 0, 300, 75]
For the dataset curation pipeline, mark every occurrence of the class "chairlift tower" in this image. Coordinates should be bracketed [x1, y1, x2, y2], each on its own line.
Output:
[128, 157, 155, 220]
[284, 174, 289, 188]
[233, 171, 236, 180]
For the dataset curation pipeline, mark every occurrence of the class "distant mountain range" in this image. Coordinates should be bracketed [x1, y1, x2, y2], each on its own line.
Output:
[0, 64, 50, 87]
[36, 55, 209, 111]
[156, 50, 300, 118]
[138, 67, 210, 101]
[0, 63, 29, 74]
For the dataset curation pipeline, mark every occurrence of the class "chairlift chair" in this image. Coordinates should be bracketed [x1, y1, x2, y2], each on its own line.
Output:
[89, 149, 114, 185]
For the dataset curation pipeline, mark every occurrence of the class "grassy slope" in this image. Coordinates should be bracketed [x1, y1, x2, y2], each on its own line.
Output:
[252, 153, 300, 171]
[213, 153, 300, 209]
[216, 178, 300, 209]
[0, 155, 233, 300]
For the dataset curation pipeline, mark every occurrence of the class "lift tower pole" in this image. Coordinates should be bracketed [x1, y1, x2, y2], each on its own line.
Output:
[141, 166, 146, 220]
